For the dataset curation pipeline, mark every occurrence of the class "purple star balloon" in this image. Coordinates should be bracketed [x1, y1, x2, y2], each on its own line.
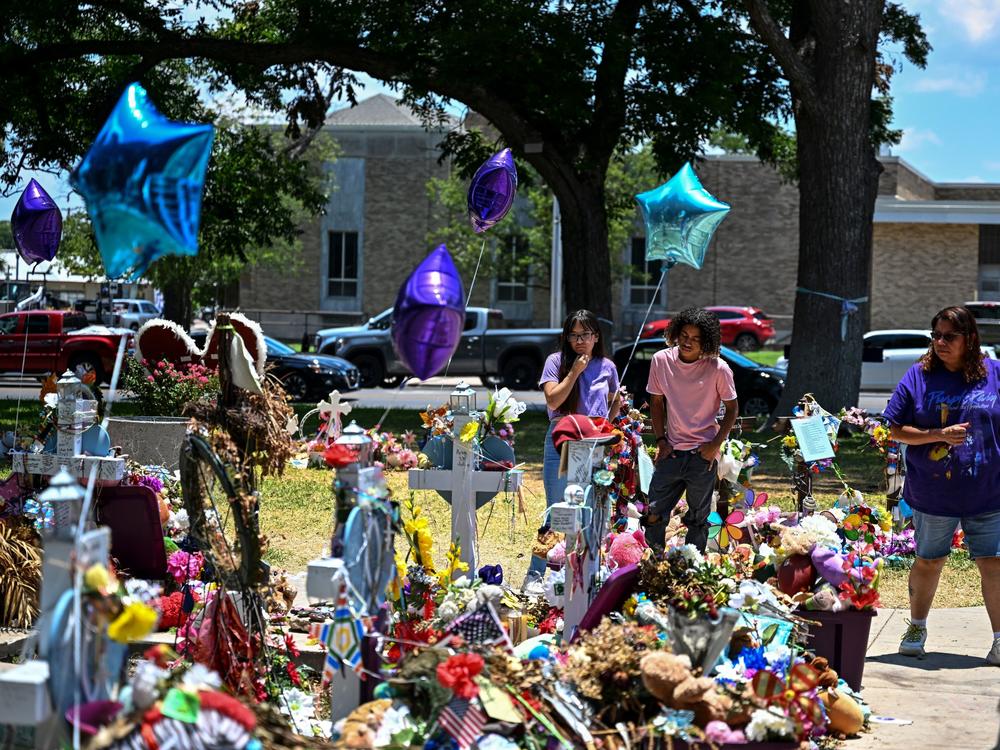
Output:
[391, 245, 465, 380]
[467, 148, 518, 233]
[11, 179, 63, 264]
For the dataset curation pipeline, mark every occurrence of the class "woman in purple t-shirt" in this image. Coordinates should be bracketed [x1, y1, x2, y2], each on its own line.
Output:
[884, 306, 1000, 665]
[525, 310, 620, 581]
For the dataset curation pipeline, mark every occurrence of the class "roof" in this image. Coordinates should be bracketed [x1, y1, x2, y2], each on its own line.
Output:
[325, 93, 457, 130]
[873, 197, 1000, 224]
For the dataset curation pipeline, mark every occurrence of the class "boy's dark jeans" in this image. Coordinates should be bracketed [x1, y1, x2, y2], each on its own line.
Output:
[645, 449, 717, 552]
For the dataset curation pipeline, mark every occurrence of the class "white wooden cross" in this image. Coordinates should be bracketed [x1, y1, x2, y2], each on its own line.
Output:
[11, 371, 125, 483]
[318, 389, 353, 439]
[407, 384, 522, 572]
[561, 440, 608, 642]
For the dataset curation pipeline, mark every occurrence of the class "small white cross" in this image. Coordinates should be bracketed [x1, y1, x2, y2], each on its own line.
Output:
[318, 390, 353, 438]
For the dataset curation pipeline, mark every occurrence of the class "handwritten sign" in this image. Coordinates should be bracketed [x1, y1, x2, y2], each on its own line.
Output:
[790, 415, 835, 463]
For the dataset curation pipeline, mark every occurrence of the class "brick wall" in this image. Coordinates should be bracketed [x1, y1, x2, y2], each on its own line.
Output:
[871, 223, 979, 329]
[662, 158, 800, 319]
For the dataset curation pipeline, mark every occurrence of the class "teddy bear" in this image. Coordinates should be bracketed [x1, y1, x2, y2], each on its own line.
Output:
[639, 651, 730, 725]
[334, 699, 393, 749]
[810, 657, 864, 735]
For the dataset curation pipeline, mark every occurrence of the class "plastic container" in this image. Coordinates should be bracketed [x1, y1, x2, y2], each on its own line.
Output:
[803, 609, 877, 691]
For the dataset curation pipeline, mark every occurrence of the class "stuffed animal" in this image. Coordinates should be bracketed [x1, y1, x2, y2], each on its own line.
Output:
[334, 699, 393, 749]
[546, 539, 567, 566]
[799, 583, 844, 612]
[639, 651, 729, 725]
[777, 553, 816, 595]
[607, 529, 648, 568]
[811, 545, 849, 586]
[811, 657, 864, 735]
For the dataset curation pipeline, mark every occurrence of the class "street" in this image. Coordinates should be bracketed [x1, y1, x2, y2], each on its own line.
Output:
[0, 375, 895, 414]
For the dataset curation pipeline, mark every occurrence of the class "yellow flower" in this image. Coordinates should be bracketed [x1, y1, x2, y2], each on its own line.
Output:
[782, 435, 798, 449]
[459, 421, 479, 443]
[416, 530, 436, 571]
[84, 564, 111, 593]
[404, 514, 429, 537]
[108, 602, 158, 643]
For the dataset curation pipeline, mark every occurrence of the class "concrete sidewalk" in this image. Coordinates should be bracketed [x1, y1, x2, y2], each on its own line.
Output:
[851, 607, 1000, 750]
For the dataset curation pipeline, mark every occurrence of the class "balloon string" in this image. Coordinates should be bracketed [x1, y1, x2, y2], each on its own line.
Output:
[10, 320, 33, 451]
[438, 237, 488, 391]
[618, 265, 668, 387]
[372, 375, 412, 433]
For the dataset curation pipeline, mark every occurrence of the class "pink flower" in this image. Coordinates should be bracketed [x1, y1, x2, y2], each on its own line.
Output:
[146, 375, 155, 383]
[198, 376, 209, 384]
[166, 550, 204, 585]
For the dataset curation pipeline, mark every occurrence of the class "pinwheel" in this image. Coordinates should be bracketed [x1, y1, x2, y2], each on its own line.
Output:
[752, 663, 825, 727]
[708, 508, 745, 548]
[743, 488, 768, 511]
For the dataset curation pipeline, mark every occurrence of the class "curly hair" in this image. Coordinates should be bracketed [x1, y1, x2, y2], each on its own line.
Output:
[666, 307, 722, 357]
[919, 306, 986, 383]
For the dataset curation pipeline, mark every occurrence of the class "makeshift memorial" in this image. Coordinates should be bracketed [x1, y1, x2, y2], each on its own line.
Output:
[71, 81, 214, 279]
[11, 178, 62, 264]
[391, 244, 465, 380]
[467, 147, 518, 233]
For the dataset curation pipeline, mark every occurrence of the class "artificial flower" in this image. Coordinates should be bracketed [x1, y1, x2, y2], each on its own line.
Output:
[436, 653, 484, 699]
[84, 563, 112, 594]
[108, 602, 159, 643]
[459, 420, 480, 443]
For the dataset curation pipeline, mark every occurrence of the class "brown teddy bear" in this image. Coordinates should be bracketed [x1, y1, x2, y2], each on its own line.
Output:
[639, 651, 730, 725]
[334, 699, 392, 749]
[811, 657, 864, 735]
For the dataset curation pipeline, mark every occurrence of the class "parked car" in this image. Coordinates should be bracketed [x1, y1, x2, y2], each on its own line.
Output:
[613, 341, 785, 417]
[777, 329, 998, 391]
[190, 332, 360, 401]
[639, 306, 776, 351]
[108, 298, 161, 330]
[964, 301, 1000, 346]
[314, 307, 561, 389]
[0, 310, 132, 383]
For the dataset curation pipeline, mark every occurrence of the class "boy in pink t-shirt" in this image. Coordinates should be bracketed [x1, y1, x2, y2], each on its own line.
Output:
[645, 307, 738, 552]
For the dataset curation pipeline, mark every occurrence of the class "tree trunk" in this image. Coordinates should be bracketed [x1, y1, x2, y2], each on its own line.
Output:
[161, 277, 193, 328]
[772, 1, 883, 416]
[550, 175, 613, 323]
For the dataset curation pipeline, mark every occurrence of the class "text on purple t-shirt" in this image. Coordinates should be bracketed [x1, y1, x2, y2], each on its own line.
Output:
[539, 352, 620, 420]
[883, 359, 1000, 517]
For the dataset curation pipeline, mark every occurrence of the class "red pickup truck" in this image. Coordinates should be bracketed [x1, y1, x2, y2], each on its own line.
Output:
[0, 311, 131, 383]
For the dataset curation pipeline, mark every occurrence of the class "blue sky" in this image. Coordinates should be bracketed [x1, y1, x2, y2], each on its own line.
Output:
[3, 1, 1000, 216]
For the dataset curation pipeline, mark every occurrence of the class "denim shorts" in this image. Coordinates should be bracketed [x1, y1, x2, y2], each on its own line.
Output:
[912, 508, 1000, 560]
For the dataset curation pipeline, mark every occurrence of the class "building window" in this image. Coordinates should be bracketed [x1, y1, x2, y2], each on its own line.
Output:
[327, 231, 359, 298]
[981, 225, 1000, 264]
[496, 235, 530, 303]
[628, 237, 664, 305]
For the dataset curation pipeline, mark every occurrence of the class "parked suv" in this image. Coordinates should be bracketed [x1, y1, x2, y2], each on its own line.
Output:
[639, 306, 775, 351]
[315, 307, 560, 389]
[109, 299, 160, 330]
[965, 301, 1000, 347]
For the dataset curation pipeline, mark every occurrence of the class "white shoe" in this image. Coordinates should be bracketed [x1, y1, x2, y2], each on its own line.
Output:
[898, 620, 927, 657]
[987, 637, 1000, 666]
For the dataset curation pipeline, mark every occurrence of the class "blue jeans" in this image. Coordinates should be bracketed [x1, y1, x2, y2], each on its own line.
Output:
[528, 421, 566, 575]
[645, 449, 717, 552]
[913, 508, 1000, 560]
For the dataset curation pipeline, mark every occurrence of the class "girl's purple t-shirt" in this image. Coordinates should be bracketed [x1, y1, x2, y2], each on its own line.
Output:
[883, 359, 1000, 517]
[539, 352, 620, 420]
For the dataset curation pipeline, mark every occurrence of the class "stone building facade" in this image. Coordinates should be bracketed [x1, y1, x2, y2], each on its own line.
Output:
[239, 95, 1000, 342]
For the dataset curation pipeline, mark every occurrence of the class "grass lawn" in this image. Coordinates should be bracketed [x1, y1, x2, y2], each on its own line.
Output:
[259, 408, 984, 609]
[745, 350, 782, 367]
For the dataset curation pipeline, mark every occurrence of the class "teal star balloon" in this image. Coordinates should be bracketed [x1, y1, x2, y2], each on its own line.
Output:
[71, 82, 215, 279]
[635, 162, 730, 270]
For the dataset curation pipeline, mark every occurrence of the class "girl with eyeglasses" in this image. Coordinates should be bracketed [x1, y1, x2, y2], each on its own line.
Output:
[883, 305, 1000, 665]
[523, 310, 621, 584]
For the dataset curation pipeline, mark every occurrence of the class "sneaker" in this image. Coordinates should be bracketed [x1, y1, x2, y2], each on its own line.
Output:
[898, 620, 927, 657]
[987, 637, 1000, 666]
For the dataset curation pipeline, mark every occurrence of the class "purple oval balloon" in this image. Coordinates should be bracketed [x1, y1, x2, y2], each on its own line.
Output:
[392, 245, 466, 380]
[11, 179, 63, 264]
[467, 148, 518, 233]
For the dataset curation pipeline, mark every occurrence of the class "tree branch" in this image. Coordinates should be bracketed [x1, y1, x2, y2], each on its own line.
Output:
[743, 0, 821, 116]
[588, 0, 646, 166]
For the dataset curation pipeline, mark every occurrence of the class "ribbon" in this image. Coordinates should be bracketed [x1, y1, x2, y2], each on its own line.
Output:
[796, 287, 868, 341]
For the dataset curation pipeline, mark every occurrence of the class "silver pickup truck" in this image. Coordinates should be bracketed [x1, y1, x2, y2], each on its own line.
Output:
[314, 307, 560, 389]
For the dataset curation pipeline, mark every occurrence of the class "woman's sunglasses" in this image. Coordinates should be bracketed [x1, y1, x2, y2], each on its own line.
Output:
[930, 330, 964, 343]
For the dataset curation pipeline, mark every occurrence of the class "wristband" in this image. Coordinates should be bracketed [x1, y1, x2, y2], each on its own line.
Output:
[656, 436, 668, 445]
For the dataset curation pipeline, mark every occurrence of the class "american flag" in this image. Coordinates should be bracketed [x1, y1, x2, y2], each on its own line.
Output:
[444, 601, 513, 651]
[437, 697, 486, 750]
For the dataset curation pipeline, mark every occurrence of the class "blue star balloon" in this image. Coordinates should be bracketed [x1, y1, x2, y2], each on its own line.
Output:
[635, 162, 730, 270]
[70, 82, 215, 279]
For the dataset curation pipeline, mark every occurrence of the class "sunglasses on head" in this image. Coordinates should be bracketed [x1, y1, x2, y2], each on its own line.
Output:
[930, 330, 964, 342]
